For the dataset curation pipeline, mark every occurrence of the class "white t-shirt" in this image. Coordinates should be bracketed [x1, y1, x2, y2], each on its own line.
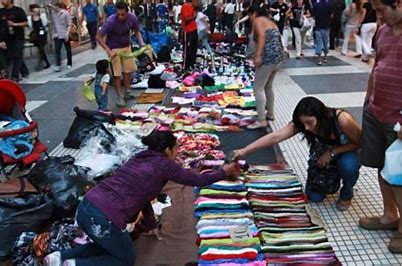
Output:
[173, 5, 182, 23]
[91, 73, 111, 85]
[224, 3, 235, 14]
[196, 12, 209, 33]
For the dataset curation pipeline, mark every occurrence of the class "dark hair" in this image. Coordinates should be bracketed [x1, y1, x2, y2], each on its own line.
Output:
[292, 97, 336, 146]
[96, 59, 109, 75]
[142, 130, 177, 152]
[29, 4, 40, 11]
[247, 2, 269, 17]
[380, 0, 398, 8]
[116, 1, 129, 11]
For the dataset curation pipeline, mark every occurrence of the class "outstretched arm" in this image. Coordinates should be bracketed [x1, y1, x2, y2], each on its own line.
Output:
[234, 122, 297, 159]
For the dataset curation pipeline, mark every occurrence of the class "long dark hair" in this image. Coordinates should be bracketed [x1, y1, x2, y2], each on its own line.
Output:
[141, 130, 177, 153]
[292, 97, 336, 146]
[247, 2, 269, 17]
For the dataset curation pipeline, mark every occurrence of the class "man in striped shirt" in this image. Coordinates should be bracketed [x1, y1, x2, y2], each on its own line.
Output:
[358, 0, 402, 254]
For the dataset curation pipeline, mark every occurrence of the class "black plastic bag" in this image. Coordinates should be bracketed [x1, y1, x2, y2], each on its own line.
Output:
[63, 107, 115, 149]
[28, 156, 92, 217]
[0, 194, 53, 259]
[307, 163, 340, 194]
[148, 74, 166, 88]
[157, 46, 171, 63]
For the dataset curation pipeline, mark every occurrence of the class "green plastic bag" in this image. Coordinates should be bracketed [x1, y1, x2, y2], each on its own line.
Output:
[82, 82, 96, 101]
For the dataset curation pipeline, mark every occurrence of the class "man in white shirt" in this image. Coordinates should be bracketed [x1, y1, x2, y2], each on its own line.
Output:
[224, 0, 235, 30]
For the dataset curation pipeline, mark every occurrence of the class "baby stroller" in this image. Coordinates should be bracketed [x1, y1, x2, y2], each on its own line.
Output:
[0, 80, 48, 179]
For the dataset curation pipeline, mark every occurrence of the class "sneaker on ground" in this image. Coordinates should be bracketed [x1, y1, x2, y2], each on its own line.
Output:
[323, 57, 328, 63]
[53, 66, 61, 72]
[63, 259, 76, 266]
[44, 251, 62, 266]
[316, 60, 322, 66]
[117, 96, 126, 107]
[67, 65, 72, 70]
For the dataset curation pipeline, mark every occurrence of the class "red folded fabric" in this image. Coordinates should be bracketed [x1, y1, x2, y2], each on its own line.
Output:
[200, 251, 258, 260]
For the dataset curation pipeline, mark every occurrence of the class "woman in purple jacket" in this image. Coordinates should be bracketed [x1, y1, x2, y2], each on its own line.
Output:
[45, 130, 240, 266]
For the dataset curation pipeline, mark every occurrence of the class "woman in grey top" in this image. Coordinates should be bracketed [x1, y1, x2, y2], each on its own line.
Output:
[247, 3, 284, 130]
[341, 0, 364, 56]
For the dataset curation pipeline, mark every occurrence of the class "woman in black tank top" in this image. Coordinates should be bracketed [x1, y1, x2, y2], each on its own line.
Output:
[234, 97, 362, 211]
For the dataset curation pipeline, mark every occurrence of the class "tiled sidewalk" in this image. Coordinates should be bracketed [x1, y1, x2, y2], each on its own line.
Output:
[271, 49, 402, 265]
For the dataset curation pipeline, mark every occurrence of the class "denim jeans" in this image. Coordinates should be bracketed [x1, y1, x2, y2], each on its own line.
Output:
[198, 30, 212, 54]
[314, 28, 329, 56]
[55, 38, 72, 66]
[60, 198, 135, 266]
[86, 21, 98, 47]
[94, 85, 108, 111]
[306, 151, 361, 202]
[8, 39, 29, 80]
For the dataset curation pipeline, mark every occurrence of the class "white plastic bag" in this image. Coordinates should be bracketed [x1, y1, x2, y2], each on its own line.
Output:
[381, 139, 402, 185]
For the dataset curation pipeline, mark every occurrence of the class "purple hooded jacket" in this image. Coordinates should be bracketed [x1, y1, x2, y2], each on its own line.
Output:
[85, 150, 227, 230]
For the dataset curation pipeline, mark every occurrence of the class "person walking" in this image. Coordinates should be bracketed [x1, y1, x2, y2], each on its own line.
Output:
[224, 0, 235, 30]
[181, 0, 199, 70]
[312, 0, 332, 65]
[49, 3, 73, 72]
[358, 0, 402, 254]
[288, 0, 311, 59]
[359, 0, 377, 62]
[0, 0, 29, 82]
[247, 3, 284, 129]
[97, 2, 145, 107]
[144, 0, 157, 32]
[28, 4, 50, 71]
[329, 0, 345, 49]
[102, 0, 116, 24]
[196, 6, 212, 53]
[205, 0, 217, 33]
[341, 0, 364, 56]
[82, 0, 99, 49]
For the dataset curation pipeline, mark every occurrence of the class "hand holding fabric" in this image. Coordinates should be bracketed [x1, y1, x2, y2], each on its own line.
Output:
[223, 162, 241, 181]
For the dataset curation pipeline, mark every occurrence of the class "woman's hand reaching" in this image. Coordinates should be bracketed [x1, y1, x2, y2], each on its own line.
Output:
[232, 148, 247, 161]
[223, 162, 241, 181]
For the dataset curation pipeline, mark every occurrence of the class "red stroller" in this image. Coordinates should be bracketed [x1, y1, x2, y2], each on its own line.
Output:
[0, 80, 48, 179]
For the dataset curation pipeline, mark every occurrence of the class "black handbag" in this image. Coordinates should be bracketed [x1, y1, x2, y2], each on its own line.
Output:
[307, 163, 340, 194]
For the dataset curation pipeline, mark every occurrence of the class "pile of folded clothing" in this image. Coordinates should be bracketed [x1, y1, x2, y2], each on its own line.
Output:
[244, 169, 339, 265]
[195, 180, 265, 266]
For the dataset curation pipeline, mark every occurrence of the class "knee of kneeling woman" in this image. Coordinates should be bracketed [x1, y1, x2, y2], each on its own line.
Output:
[337, 152, 361, 177]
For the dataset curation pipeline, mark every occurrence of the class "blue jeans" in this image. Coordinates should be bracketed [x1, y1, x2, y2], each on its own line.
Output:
[55, 38, 72, 66]
[198, 30, 212, 54]
[306, 151, 361, 202]
[314, 28, 329, 56]
[94, 85, 108, 111]
[60, 199, 135, 266]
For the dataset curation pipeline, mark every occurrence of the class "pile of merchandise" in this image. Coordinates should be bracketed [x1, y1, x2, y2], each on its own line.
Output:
[244, 169, 339, 265]
[195, 180, 265, 265]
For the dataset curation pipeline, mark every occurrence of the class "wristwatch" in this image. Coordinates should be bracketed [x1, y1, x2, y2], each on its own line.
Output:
[329, 148, 337, 158]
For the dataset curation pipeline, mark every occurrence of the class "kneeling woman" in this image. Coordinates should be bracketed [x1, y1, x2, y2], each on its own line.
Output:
[45, 130, 240, 266]
[234, 97, 361, 211]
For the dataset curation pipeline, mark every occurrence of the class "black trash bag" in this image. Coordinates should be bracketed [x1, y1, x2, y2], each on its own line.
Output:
[28, 156, 93, 217]
[148, 74, 166, 88]
[63, 107, 115, 149]
[157, 46, 171, 63]
[0, 194, 53, 259]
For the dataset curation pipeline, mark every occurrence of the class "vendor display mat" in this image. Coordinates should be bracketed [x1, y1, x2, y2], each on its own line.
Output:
[133, 181, 198, 265]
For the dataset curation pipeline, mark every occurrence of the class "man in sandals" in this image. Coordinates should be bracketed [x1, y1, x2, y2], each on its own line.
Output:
[97, 1, 145, 107]
[359, 0, 402, 254]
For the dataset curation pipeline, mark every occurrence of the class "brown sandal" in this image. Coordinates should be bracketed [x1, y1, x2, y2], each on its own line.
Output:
[389, 231, 402, 253]
[359, 216, 399, 231]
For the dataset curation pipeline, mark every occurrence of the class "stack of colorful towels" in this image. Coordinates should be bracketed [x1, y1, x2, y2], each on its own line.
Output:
[194, 180, 265, 266]
[245, 170, 339, 265]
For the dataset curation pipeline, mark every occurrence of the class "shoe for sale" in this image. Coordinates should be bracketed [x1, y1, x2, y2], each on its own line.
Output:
[124, 90, 136, 99]
[335, 199, 351, 211]
[323, 57, 328, 63]
[117, 96, 126, 107]
[354, 54, 362, 58]
[53, 66, 61, 72]
[44, 251, 62, 266]
[67, 65, 72, 70]
[316, 59, 322, 66]
[389, 231, 402, 254]
[63, 259, 76, 266]
[296, 56, 301, 60]
[359, 216, 399, 230]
